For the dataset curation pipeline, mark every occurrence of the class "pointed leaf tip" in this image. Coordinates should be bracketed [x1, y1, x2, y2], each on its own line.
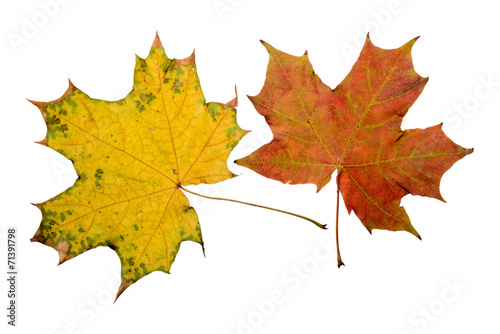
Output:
[405, 36, 419, 49]
[32, 203, 42, 211]
[30, 233, 42, 243]
[260, 40, 278, 54]
[115, 278, 132, 302]
[246, 94, 257, 104]
[225, 85, 238, 108]
[151, 32, 163, 49]
[176, 52, 196, 66]
[35, 138, 48, 146]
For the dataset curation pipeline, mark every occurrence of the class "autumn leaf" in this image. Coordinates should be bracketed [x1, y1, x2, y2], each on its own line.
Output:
[237, 35, 473, 266]
[31, 33, 246, 298]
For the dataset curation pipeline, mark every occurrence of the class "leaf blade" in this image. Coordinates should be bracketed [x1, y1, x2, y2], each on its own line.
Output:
[32, 34, 245, 297]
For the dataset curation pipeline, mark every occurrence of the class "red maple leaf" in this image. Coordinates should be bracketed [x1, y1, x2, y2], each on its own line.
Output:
[237, 35, 473, 266]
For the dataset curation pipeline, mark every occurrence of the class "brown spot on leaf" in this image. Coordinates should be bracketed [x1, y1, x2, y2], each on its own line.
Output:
[55, 241, 74, 265]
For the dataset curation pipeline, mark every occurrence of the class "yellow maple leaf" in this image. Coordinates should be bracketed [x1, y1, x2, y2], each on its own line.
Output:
[31, 34, 245, 298]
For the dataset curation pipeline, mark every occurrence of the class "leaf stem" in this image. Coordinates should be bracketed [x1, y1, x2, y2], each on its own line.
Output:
[336, 172, 344, 267]
[179, 185, 327, 230]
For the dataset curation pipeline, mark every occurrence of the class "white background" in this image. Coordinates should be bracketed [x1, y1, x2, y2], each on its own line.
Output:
[0, 0, 498, 333]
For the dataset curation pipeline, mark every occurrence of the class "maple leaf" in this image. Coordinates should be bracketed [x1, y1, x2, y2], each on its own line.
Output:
[237, 35, 473, 266]
[31, 33, 245, 298]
